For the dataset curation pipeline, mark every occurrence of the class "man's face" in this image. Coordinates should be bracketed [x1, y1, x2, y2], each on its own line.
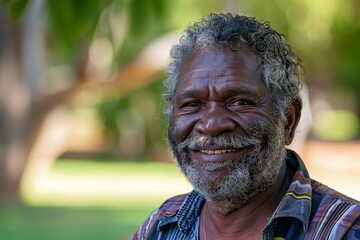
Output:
[168, 46, 287, 211]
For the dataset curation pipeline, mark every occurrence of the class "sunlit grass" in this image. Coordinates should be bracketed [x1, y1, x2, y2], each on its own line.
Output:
[21, 159, 192, 207]
[0, 201, 156, 240]
[53, 159, 181, 176]
[11, 159, 193, 240]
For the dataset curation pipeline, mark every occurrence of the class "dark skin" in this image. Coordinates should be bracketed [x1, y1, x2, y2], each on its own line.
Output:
[170, 46, 302, 239]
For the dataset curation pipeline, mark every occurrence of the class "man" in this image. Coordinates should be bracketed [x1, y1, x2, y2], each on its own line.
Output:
[132, 13, 360, 239]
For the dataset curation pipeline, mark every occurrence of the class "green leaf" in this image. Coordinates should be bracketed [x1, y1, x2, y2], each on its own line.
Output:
[5, 0, 28, 19]
[46, 0, 110, 57]
[2, 0, 12, 5]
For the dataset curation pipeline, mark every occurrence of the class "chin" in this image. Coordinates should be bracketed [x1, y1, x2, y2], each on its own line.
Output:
[181, 145, 285, 214]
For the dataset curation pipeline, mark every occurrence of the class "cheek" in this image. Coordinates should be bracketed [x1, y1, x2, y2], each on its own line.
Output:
[232, 114, 263, 137]
[234, 112, 275, 137]
[234, 115, 255, 136]
[170, 115, 199, 143]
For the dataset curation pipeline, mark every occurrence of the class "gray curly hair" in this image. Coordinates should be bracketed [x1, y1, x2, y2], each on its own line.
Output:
[163, 13, 303, 121]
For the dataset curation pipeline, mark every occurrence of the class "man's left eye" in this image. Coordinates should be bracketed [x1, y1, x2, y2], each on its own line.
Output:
[228, 99, 252, 106]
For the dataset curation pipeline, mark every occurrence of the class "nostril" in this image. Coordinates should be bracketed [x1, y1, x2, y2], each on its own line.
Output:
[194, 114, 236, 137]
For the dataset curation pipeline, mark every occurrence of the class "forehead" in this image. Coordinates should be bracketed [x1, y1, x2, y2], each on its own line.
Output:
[177, 46, 265, 92]
[181, 46, 261, 73]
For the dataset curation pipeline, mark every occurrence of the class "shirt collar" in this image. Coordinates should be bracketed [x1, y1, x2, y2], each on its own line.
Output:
[271, 150, 313, 232]
[157, 190, 205, 233]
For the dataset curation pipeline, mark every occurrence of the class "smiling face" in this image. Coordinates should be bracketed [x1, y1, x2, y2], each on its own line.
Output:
[168, 46, 289, 212]
[171, 46, 275, 145]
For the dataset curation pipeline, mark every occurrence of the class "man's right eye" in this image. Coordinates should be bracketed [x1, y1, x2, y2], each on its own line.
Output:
[181, 101, 202, 108]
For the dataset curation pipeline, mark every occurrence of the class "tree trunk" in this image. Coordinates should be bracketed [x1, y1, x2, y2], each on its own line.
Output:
[0, 4, 30, 200]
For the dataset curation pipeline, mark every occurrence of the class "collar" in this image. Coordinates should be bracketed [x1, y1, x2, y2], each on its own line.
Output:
[271, 149, 312, 232]
[157, 149, 313, 233]
[157, 190, 205, 233]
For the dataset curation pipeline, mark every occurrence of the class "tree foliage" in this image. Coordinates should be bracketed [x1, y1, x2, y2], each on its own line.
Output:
[2, 0, 28, 18]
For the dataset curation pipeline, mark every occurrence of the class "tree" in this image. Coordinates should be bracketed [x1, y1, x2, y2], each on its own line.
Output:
[0, 0, 173, 200]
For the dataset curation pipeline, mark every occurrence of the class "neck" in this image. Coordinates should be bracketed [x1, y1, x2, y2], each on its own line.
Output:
[200, 162, 291, 239]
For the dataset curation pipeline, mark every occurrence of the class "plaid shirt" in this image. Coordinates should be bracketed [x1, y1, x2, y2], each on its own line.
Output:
[131, 150, 360, 239]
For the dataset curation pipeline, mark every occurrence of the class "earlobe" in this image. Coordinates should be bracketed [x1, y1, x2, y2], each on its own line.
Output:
[285, 97, 302, 145]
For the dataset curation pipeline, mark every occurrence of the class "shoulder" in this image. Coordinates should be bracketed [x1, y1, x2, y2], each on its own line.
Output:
[308, 179, 360, 239]
[130, 192, 191, 240]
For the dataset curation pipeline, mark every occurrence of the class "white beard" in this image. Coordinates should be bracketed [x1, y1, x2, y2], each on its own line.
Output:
[169, 120, 286, 214]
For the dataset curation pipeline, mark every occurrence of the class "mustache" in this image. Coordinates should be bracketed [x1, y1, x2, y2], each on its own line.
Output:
[176, 134, 261, 153]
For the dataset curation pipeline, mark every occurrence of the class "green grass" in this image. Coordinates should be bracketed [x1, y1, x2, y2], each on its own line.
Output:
[53, 159, 180, 176]
[0, 202, 156, 240]
[6, 159, 190, 240]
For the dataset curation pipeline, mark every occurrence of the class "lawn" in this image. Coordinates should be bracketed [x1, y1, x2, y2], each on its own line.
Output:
[0, 202, 155, 240]
[2, 159, 192, 240]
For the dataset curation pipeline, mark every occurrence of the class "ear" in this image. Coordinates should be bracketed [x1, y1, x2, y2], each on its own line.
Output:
[284, 97, 302, 145]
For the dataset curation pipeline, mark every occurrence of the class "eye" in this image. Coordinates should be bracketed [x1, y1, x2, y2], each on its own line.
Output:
[180, 100, 203, 109]
[227, 98, 254, 107]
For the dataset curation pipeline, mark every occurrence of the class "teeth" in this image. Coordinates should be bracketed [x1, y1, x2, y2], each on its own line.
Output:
[200, 149, 237, 155]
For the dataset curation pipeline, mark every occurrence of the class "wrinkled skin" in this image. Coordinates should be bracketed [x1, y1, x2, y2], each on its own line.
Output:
[167, 46, 301, 214]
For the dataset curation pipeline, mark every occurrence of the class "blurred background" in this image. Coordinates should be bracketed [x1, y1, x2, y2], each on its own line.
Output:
[1, 0, 360, 239]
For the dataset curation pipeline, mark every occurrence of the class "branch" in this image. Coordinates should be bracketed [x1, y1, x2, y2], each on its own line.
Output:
[36, 31, 180, 111]
[81, 31, 180, 94]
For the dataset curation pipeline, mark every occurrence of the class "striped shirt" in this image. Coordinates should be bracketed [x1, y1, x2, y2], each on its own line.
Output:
[131, 150, 360, 239]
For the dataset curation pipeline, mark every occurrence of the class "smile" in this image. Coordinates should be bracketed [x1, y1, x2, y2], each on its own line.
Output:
[199, 149, 238, 155]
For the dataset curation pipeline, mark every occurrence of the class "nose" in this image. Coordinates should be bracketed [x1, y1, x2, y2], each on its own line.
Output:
[194, 104, 236, 137]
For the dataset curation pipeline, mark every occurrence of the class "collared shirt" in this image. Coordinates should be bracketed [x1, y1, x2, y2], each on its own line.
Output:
[131, 150, 360, 239]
